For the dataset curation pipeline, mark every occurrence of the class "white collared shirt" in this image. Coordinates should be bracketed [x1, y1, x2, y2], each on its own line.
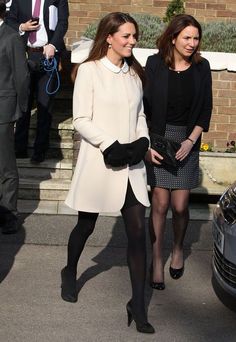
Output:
[28, 0, 48, 47]
[0, 19, 3, 26]
[6, 0, 12, 11]
[101, 56, 129, 74]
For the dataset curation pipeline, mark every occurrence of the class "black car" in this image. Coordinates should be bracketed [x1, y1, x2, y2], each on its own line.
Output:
[212, 181, 236, 309]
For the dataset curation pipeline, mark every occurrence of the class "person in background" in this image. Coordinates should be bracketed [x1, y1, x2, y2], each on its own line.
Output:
[7, 0, 69, 163]
[144, 14, 212, 290]
[62, 12, 155, 334]
[5, 0, 12, 13]
[0, 0, 29, 233]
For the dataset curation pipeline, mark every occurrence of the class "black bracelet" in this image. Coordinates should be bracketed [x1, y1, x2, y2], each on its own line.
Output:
[187, 137, 195, 145]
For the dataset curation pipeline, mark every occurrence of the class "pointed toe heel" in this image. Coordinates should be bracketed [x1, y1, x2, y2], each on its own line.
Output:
[126, 301, 155, 334]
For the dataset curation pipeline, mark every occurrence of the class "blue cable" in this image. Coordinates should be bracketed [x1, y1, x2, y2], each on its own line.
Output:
[43, 57, 60, 95]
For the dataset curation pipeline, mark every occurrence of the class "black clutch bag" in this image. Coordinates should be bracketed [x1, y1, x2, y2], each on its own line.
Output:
[150, 132, 181, 167]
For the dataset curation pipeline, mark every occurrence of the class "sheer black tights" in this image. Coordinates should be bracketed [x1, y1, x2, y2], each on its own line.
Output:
[66, 211, 98, 274]
[121, 204, 147, 322]
[66, 205, 147, 321]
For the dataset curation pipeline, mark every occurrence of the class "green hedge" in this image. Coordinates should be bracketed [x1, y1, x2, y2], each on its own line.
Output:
[83, 14, 236, 53]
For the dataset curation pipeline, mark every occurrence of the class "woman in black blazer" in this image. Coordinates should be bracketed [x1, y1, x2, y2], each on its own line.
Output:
[144, 14, 212, 290]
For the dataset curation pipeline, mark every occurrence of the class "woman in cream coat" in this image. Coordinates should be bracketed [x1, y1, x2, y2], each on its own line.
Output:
[62, 12, 155, 334]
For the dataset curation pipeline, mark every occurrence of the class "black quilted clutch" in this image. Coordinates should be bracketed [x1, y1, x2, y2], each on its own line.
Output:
[150, 132, 181, 167]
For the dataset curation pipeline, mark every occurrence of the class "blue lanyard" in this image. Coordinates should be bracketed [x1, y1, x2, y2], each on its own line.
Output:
[43, 57, 60, 95]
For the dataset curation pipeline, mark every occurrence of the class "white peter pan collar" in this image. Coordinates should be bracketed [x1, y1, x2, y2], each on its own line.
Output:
[100, 56, 129, 73]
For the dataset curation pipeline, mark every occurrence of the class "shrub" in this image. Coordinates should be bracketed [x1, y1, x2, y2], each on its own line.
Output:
[132, 14, 166, 48]
[163, 0, 185, 23]
[82, 14, 236, 53]
[201, 21, 236, 53]
[83, 14, 165, 49]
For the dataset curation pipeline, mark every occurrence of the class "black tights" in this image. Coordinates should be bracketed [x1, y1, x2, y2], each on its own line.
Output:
[66, 204, 147, 320]
[121, 204, 147, 321]
[66, 211, 98, 274]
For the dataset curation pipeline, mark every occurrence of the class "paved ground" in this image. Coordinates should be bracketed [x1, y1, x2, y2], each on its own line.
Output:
[0, 213, 236, 342]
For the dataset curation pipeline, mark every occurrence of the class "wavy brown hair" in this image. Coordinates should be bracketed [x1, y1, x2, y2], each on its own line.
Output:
[73, 12, 145, 86]
[157, 14, 203, 68]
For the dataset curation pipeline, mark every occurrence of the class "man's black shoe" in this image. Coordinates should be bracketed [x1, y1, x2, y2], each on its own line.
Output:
[15, 150, 28, 159]
[30, 151, 45, 164]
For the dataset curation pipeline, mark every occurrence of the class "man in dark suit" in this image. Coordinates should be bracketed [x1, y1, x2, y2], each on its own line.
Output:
[0, 0, 29, 233]
[7, 0, 69, 163]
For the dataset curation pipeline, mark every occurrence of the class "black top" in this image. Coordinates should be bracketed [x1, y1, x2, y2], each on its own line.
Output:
[167, 66, 194, 125]
[143, 53, 213, 149]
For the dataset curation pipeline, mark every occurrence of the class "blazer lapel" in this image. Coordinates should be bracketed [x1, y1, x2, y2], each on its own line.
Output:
[43, 0, 50, 14]
[26, 0, 32, 15]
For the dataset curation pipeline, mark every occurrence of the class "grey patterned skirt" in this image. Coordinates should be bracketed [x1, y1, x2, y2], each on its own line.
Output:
[147, 124, 199, 189]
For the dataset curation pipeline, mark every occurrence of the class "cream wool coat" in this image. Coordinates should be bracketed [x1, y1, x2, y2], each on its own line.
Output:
[65, 58, 150, 213]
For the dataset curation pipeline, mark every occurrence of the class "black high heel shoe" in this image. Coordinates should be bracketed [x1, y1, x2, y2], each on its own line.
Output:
[126, 301, 155, 334]
[150, 281, 165, 290]
[149, 264, 165, 290]
[61, 266, 77, 303]
[169, 265, 184, 279]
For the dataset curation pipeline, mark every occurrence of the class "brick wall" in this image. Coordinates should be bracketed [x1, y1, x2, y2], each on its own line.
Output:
[202, 70, 236, 151]
[185, 0, 236, 23]
[66, 0, 236, 48]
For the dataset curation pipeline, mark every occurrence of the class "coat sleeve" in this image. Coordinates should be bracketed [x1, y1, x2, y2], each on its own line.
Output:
[73, 63, 116, 152]
[48, 0, 69, 51]
[135, 78, 150, 142]
[195, 59, 213, 132]
[143, 56, 154, 123]
[7, 33, 30, 112]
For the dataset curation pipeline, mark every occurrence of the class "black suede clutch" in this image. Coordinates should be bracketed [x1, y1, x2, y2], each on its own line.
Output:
[150, 132, 181, 167]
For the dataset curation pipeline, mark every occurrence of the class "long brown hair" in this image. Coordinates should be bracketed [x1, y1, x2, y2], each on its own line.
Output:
[78, 12, 145, 86]
[157, 14, 202, 68]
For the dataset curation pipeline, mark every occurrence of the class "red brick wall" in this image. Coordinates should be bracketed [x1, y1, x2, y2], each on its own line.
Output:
[185, 0, 236, 23]
[66, 0, 236, 47]
[202, 70, 236, 151]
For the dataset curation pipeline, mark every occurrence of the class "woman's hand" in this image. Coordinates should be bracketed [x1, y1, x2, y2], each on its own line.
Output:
[175, 139, 193, 161]
[145, 148, 163, 165]
[127, 137, 149, 166]
[103, 140, 129, 167]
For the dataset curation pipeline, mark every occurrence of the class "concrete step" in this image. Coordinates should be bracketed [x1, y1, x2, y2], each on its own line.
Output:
[28, 125, 74, 141]
[15, 89, 75, 203]
[17, 158, 72, 180]
[18, 178, 71, 200]
[20, 141, 74, 159]
[29, 108, 73, 126]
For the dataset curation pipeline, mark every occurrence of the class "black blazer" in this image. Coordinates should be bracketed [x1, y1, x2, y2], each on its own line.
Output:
[0, 23, 29, 123]
[144, 53, 213, 149]
[7, 0, 69, 53]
